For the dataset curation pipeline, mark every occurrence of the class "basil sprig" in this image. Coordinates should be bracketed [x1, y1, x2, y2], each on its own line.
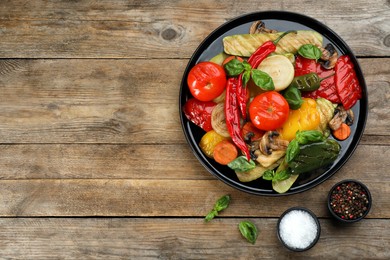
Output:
[205, 194, 231, 222]
[224, 59, 247, 77]
[298, 44, 322, 61]
[239, 221, 258, 244]
[224, 58, 275, 90]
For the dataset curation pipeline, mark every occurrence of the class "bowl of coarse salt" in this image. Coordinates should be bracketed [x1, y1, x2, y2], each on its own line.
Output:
[277, 207, 321, 251]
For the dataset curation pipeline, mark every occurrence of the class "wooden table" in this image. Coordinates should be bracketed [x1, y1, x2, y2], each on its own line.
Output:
[0, 1, 389, 259]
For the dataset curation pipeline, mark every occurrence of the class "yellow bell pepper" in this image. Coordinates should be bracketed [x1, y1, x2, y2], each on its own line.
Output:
[199, 130, 228, 158]
[278, 98, 321, 141]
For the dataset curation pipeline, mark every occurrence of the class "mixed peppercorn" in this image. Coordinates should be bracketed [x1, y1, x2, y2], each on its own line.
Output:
[329, 181, 370, 220]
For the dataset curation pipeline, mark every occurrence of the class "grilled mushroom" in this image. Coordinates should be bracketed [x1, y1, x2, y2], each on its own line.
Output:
[259, 131, 289, 155]
[320, 43, 338, 69]
[329, 105, 354, 130]
[249, 21, 278, 34]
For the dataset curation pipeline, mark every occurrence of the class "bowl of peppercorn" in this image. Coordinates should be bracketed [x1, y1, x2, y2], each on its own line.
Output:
[327, 179, 372, 223]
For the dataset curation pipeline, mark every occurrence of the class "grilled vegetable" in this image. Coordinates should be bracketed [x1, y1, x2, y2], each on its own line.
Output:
[199, 130, 228, 158]
[211, 102, 230, 137]
[257, 55, 295, 91]
[223, 30, 323, 57]
[288, 139, 341, 175]
[278, 98, 321, 141]
[235, 159, 282, 182]
[316, 98, 336, 136]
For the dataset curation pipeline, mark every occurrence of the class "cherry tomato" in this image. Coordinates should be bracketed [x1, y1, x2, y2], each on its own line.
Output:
[187, 62, 226, 101]
[249, 91, 289, 131]
[183, 98, 216, 132]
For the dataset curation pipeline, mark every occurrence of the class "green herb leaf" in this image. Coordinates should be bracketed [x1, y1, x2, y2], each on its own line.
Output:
[227, 156, 256, 172]
[238, 221, 258, 244]
[205, 209, 218, 222]
[295, 130, 325, 145]
[243, 61, 252, 71]
[298, 44, 322, 61]
[204, 194, 231, 222]
[242, 69, 251, 87]
[224, 58, 245, 77]
[273, 169, 291, 181]
[214, 194, 231, 212]
[285, 139, 300, 163]
[262, 169, 275, 181]
[283, 85, 303, 110]
[251, 69, 275, 91]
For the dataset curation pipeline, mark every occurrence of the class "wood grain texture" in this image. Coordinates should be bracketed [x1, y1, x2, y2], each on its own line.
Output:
[0, 218, 389, 259]
[0, 144, 387, 180]
[0, 175, 388, 218]
[0, 0, 389, 58]
[0, 58, 388, 144]
[0, 1, 389, 258]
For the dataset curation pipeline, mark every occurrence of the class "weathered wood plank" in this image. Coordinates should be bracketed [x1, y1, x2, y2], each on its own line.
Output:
[0, 58, 388, 144]
[0, 218, 389, 259]
[0, 144, 387, 181]
[0, 172, 388, 217]
[0, 0, 389, 58]
[0, 143, 207, 180]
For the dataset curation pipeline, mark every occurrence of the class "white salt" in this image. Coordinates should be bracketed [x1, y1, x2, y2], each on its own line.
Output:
[279, 209, 319, 250]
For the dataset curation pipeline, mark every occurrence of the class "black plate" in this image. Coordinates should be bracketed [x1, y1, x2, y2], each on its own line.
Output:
[179, 11, 368, 196]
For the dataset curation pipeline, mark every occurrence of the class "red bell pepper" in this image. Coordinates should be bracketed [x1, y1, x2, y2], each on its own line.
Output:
[334, 55, 362, 110]
[183, 98, 216, 132]
[296, 56, 341, 103]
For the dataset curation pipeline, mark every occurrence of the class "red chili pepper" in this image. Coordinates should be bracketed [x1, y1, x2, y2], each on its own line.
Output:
[296, 56, 341, 103]
[236, 73, 248, 119]
[247, 30, 296, 68]
[235, 31, 296, 119]
[225, 78, 251, 161]
[334, 55, 362, 110]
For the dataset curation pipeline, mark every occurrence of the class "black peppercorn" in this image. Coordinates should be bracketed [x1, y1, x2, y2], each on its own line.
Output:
[328, 180, 372, 222]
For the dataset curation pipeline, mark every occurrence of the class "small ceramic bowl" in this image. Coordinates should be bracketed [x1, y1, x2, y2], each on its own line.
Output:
[277, 207, 321, 252]
[327, 179, 372, 223]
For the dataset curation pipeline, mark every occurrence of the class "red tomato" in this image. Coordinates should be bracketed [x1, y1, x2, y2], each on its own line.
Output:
[249, 91, 289, 131]
[182, 98, 216, 132]
[187, 62, 226, 101]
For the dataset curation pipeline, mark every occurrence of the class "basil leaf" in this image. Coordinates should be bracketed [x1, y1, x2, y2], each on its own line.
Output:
[242, 69, 251, 87]
[239, 221, 258, 244]
[204, 194, 231, 222]
[227, 156, 256, 172]
[286, 139, 300, 163]
[251, 69, 275, 91]
[243, 61, 252, 71]
[205, 209, 218, 222]
[283, 85, 303, 110]
[262, 169, 275, 181]
[224, 58, 245, 77]
[214, 194, 231, 212]
[298, 44, 322, 61]
[296, 130, 325, 145]
[273, 169, 291, 181]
